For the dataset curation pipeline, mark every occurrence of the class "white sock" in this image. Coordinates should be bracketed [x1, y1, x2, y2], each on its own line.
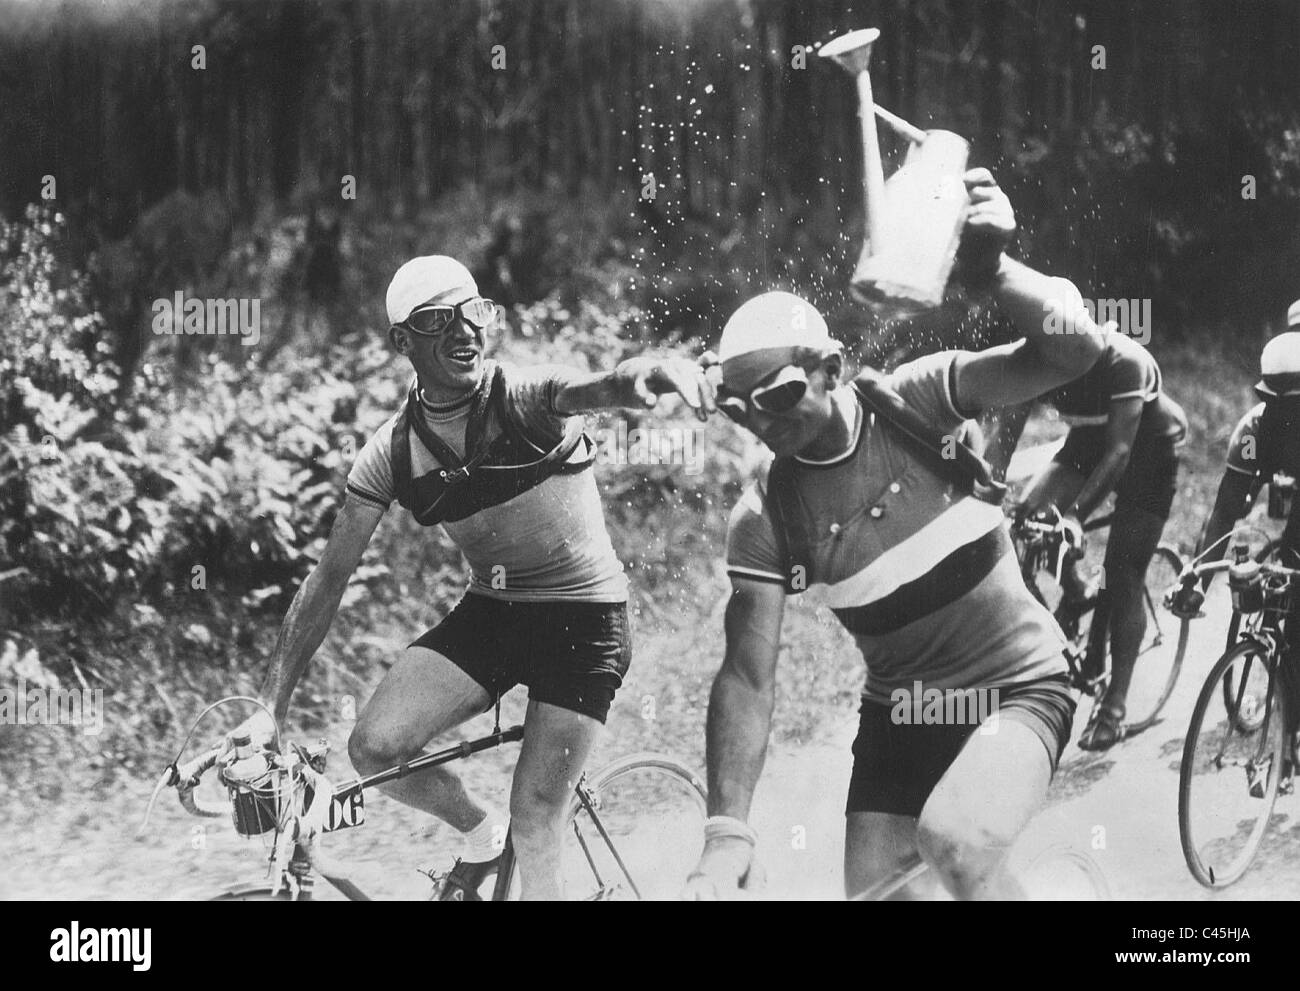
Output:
[463, 807, 506, 864]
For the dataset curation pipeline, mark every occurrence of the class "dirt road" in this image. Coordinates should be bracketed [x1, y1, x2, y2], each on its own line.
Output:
[4, 583, 1298, 901]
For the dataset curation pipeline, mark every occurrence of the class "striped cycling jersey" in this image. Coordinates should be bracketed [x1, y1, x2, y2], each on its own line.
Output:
[726, 351, 1067, 701]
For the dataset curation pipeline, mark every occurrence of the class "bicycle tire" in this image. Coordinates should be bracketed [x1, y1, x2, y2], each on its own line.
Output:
[1017, 844, 1111, 900]
[853, 845, 1109, 901]
[498, 753, 707, 900]
[208, 882, 314, 901]
[1123, 545, 1191, 733]
[1179, 640, 1287, 888]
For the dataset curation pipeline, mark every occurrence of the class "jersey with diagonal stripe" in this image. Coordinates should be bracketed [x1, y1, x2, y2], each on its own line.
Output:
[726, 351, 1067, 701]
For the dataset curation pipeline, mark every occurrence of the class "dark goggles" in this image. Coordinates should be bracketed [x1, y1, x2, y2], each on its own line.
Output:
[402, 297, 498, 336]
[716, 366, 809, 423]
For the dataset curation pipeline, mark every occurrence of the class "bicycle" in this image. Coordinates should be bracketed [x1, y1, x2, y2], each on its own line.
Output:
[141, 697, 708, 900]
[1173, 543, 1299, 888]
[1010, 507, 1190, 739]
[852, 844, 1110, 901]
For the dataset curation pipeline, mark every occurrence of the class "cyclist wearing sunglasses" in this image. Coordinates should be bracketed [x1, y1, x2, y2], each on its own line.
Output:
[686, 169, 1111, 901]
[226, 254, 713, 900]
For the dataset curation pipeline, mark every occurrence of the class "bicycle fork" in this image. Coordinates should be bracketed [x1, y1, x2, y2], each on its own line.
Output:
[1221, 644, 1293, 800]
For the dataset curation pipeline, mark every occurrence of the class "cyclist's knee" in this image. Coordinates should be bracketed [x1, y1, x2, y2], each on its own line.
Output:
[347, 723, 404, 776]
[915, 813, 1010, 899]
[509, 786, 569, 841]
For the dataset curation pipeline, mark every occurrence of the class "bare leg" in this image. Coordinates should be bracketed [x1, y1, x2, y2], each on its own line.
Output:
[1101, 506, 1166, 708]
[916, 716, 1053, 900]
[508, 700, 604, 900]
[347, 645, 492, 831]
[844, 812, 939, 899]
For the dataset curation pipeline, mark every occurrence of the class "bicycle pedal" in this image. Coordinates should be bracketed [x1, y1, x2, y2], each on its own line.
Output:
[1246, 760, 1272, 799]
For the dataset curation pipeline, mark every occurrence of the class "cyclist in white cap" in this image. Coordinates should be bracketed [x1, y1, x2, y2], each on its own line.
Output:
[686, 169, 1111, 900]
[229, 254, 714, 900]
[1172, 304, 1300, 642]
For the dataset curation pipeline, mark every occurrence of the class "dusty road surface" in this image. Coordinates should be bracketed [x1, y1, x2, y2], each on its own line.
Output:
[751, 580, 1300, 901]
[3, 584, 1298, 901]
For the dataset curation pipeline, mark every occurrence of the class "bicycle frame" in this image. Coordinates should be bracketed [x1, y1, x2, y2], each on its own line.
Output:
[235, 723, 527, 901]
[160, 714, 670, 902]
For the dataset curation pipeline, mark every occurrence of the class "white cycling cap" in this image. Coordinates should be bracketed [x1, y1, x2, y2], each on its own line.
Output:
[1257, 330, 1300, 398]
[386, 255, 478, 325]
[718, 291, 840, 388]
[1287, 298, 1300, 328]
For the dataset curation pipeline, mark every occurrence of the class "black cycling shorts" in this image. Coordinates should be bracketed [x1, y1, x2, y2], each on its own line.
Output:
[411, 593, 631, 724]
[1054, 427, 1180, 519]
[846, 673, 1076, 818]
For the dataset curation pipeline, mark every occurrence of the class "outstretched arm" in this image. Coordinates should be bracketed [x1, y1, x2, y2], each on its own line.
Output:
[953, 258, 1108, 414]
[554, 354, 717, 421]
[947, 170, 1107, 414]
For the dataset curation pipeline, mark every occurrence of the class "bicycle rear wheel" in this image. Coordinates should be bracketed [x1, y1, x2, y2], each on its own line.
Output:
[1179, 641, 1287, 888]
[500, 753, 707, 900]
[1124, 545, 1191, 733]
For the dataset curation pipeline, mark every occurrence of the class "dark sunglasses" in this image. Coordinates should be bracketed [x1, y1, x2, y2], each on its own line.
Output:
[402, 297, 498, 336]
[716, 366, 809, 423]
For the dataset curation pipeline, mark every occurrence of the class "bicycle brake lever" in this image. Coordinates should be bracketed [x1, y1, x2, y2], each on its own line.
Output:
[138, 769, 174, 835]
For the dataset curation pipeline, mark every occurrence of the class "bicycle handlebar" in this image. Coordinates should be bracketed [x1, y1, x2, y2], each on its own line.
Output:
[1178, 558, 1300, 583]
[174, 746, 226, 819]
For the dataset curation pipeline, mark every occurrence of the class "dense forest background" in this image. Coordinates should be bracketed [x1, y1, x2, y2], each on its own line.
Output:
[4, 0, 1300, 352]
[1, 0, 1298, 782]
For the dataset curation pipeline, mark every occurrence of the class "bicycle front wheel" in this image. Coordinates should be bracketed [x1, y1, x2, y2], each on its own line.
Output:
[1124, 545, 1191, 733]
[500, 753, 707, 900]
[208, 881, 314, 901]
[1016, 845, 1110, 900]
[1179, 641, 1286, 888]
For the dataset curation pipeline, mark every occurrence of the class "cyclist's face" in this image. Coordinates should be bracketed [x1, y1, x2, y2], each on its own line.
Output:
[399, 285, 485, 395]
[725, 361, 838, 457]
